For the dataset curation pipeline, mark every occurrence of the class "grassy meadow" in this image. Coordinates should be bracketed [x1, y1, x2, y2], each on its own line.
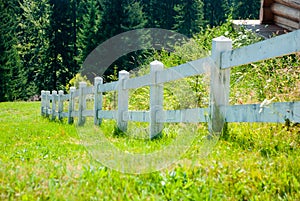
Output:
[1, 23, 300, 200]
[0, 100, 299, 200]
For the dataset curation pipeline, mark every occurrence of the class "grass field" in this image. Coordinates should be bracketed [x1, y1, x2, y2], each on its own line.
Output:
[1, 22, 300, 200]
[0, 101, 299, 200]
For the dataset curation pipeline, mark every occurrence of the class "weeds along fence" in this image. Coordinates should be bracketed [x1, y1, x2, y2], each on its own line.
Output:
[41, 30, 300, 139]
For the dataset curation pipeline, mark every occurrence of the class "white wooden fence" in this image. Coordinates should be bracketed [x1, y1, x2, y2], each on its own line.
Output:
[41, 30, 300, 139]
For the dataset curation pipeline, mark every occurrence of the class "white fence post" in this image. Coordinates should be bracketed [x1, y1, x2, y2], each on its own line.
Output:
[51, 90, 57, 121]
[78, 82, 87, 126]
[117, 70, 129, 132]
[58, 90, 64, 121]
[41, 90, 46, 116]
[94, 77, 103, 126]
[45, 91, 51, 118]
[150, 60, 164, 139]
[68, 87, 76, 124]
[209, 36, 232, 135]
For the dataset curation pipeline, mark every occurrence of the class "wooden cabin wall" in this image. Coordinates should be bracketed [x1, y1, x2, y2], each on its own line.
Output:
[260, 0, 300, 30]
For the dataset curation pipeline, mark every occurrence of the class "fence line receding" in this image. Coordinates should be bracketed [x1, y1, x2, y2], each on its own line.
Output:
[41, 30, 300, 139]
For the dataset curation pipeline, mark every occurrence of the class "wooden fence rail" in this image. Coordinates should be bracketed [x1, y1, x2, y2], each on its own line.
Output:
[41, 30, 300, 139]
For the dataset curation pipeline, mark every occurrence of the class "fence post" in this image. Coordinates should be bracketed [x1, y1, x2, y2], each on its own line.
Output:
[94, 77, 103, 126]
[209, 36, 232, 136]
[58, 90, 64, 121]
[51, 90, 57, 121]
[78, 82, 87, 126]
[150, 60, 164, 139]
[117, 70, 129, 132]
[68, 87, 76, 124]
[45, 91, 51, 118]
[41, 90, 46, 116]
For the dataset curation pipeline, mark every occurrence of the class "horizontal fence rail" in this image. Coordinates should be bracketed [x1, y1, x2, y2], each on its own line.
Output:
[221, 30, 300, 69]
[41, 30, 300, 139]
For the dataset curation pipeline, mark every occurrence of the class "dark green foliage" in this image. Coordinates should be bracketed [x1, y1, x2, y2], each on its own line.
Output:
[76, 0, 102, 66]
[232, 0, 261, 19]
[17, 0, 52, 98]
[173, 0, 204, 37]
[46, 0, 79, 90]
[0, 0, 22, 101]
[98, 0, 147, 76]
[141, 0, 178, 29]
[100, 0, 147, 41]
[203, 0, 231, 26]
[0, 0, 261, 101]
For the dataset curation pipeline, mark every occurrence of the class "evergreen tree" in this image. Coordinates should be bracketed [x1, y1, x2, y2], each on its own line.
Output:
[46, 0, 79, 90]
[173, 0, 204, 37]
[17, 0, 52, 98]
[232, 0, 260, 19]
[0, 0, 23, 101]
[76, 0, 102, 66]
[100, 0, 146, 41]
[203, 0, 231, 26]
[98, 0, 147, 75]
[141, 0, 179, 30]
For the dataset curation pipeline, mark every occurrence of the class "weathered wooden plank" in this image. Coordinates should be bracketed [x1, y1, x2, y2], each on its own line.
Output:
[156, 57, 211, 84]
[98, 81, 118, 92]
[225, 102, 300, 123]
[82, 110, 94, 117]
[62, 94, 70, 101]
[54, 102, 300, 123]
[73, 90, 79, 98]
[275, 21, 298, 31]
[157, 108, 208, 123]
[274, 0, 300, 12]
[47, 108, 52, 115]
[61, 112, 69, 118]
[271, 3, 300, 22]
[209, 36, 232, 134]
[78, 82, 87, 126]
[45, 91, 51, 117]
[117, 71, 129, 131]
[72, 111, 78, 117]
[124, 74, 151, 89]
[260, 0, 275, 23]
[42, 108, 47, 114]
[150, 61, 164, 139]
[83, 86, 94, 95]
[94, 77, 103, 125]
[114, 109, 208, 123]
[68, 87, 76, 124]
[98, 110, 116, 119]
[274, 15, 299, 30]
[221, 29, 300, 69]
[58, 90, 64, 121]
[41, 90, 46, 116]
[263, 0, 276, 7]
[126, 111, 150, 122]
[260, 7, 275, 23]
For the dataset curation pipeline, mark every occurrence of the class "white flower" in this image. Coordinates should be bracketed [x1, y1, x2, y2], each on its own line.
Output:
[259, 97, 275, 113]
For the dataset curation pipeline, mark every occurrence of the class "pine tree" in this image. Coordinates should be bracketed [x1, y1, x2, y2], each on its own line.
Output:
[141, 0, 180, 30]
[173, 0, 204, 37]
[203, 0, 231, 26]
[98, 0, 147, 75]
[232, 0, 260, 19]
[0, 0, 23, 101]
[46, 0, 79, 90]
[76, 0, 102, 66]
[17, 0, 52, 98]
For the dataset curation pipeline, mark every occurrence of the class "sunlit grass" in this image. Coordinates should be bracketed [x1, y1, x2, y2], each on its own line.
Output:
[1, 23, 300, 200]
[0, 102, 299, 200]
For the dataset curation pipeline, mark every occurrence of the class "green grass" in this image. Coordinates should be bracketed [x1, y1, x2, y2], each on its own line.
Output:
[1, 22, 300, 200]
[0, 102, 299, 200]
